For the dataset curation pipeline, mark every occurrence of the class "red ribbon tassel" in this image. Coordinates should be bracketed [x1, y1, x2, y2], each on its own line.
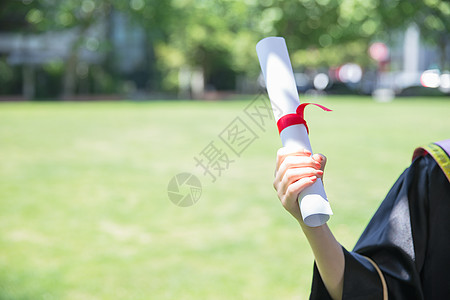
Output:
[276, 103, 332, 135]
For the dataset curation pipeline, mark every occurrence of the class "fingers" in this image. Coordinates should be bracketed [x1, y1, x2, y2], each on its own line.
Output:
[311, 153, 326, 182]
[312, 153, 327, 171]
[273, 147, 327, 222]
[273, 147, 323, 194]
[277, 164, 323, 197]
[273, 147, 325, 194]
[274, 148, 321, 189]
[278, 175, 317, 221]
[275, 147, 312, 173]
[283, 175, 317, 204]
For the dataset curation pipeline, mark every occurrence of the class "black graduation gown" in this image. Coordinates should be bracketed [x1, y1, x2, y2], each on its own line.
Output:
[310, 154, 450, 299]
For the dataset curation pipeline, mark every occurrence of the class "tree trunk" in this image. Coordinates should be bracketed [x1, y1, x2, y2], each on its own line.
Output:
[61, 22, 92, 99]
[22, 64, 35, 100]
[62, 51, 78, 99]
[190, 67, 204, 99]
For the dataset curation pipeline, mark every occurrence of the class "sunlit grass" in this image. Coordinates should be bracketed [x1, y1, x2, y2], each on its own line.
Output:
[0, 96, 449, 299]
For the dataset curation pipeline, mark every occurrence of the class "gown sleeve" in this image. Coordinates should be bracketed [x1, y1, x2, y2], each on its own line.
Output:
[310, 154, 450, 299]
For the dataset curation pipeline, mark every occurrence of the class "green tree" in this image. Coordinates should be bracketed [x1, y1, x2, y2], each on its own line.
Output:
[1, 0, 113, 98]
[153, 0, 262, 96]
[377, 0, 450, 69]
[1, 0, 178, 97]
[262, 0, 449, 70]
[264, 0, 382, 69]
[2, 0, 448, 98]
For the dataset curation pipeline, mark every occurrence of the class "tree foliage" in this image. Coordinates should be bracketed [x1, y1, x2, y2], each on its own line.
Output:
[1, 0, 448, 97]
[377, 0, 450, 68]
[153, 0, 263, 91]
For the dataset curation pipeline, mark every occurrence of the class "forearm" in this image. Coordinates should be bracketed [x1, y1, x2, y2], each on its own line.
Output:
[272, 148, 343, 298]
[300, 223, 344, 300]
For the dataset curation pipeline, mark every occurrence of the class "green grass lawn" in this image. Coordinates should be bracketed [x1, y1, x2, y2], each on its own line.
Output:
[0, 96, 449, 299]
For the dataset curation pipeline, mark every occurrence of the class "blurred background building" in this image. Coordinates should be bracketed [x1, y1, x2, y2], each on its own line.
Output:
[0, 0, 449, 100]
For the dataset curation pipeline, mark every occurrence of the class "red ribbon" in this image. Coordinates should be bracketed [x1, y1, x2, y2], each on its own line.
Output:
[276, 103, 332, 134]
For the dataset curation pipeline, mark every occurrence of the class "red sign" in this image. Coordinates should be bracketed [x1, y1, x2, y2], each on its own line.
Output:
[369, 42, 389, 62]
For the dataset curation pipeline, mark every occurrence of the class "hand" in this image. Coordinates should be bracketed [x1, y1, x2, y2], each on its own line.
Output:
[273, 147, 326, 223]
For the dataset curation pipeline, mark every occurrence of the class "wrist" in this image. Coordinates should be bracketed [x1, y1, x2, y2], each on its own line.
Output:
[299, 221, 328, 235]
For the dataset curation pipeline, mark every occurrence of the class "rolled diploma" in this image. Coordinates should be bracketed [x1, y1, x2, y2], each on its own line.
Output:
[256, 37, 332, 227]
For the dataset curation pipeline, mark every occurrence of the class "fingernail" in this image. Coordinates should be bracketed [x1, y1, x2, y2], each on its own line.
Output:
[317, 170, 324, 175]
[310, 176, 317, 181]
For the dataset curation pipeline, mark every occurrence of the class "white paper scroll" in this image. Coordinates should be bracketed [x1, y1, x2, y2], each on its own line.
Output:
[256, 37, 332, 227]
